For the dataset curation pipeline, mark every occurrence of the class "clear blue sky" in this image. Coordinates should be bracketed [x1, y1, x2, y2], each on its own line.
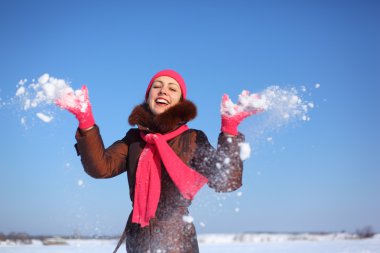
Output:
[1, 0, 379, 236]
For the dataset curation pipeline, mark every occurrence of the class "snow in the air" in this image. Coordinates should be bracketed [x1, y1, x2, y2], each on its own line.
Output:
[182, 215, 194, 223]
[238, 142, 251, 160]
[9, 73, 318, 130]
[5, 74, 321, 165]
[217, 85, 319, 158]
[220, 86, 314, 122]
[13, 73, 85, 124]
[36, 112, 53, 122]
[221, 90, 267, 116]
[77, 179, 84, 187]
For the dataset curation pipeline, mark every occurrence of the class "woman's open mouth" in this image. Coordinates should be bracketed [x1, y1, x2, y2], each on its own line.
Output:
[155, 98, 169, 106]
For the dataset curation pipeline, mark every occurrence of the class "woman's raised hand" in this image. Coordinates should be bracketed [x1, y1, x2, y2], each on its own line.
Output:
[56, 85, 95, 130]
[220, 90, 265, 136]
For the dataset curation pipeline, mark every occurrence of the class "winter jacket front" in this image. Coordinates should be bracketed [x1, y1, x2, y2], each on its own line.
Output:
[74, 100, 244, 253]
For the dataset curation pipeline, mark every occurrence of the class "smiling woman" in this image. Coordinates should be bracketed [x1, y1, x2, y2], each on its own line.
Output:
[147, 75, 183, 115]
[56, 69, 260, 253]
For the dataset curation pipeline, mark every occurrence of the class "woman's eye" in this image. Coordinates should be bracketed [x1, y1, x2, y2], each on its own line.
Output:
[170, 88, 177, 92]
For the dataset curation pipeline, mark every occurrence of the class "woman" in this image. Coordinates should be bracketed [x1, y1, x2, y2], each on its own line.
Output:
[57, 70, 259, 253]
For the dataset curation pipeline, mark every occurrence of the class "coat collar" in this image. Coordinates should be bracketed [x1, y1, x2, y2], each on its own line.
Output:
[128, 100, 197, 134]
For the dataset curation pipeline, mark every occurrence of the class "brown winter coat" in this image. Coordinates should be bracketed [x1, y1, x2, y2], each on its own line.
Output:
[74, 100, 244, 253]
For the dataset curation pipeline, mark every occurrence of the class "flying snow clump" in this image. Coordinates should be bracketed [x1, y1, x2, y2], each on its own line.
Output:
[14, 73, 83, 124]
[239, 142, 251, 161]
[182, 215, 194, 223]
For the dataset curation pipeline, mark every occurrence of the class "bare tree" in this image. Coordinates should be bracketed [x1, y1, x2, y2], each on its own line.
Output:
[7, 232, 32, 244]
[356, 226, 375, 239]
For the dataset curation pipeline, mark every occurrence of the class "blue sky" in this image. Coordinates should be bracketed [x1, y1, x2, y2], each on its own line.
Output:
[0, 0, 379, 236]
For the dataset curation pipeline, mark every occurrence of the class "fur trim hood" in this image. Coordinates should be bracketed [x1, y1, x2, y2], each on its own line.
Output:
[128, 100, 197, 133]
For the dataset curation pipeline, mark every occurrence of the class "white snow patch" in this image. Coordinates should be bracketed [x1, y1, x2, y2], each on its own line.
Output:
[238, 142, 251, 161]
[36, 112, 53, 122]
[78, 179, 84, 187]
[18, 79, 27, 85]
[2, 235, 380, 252]
[38, 73, 49, 84]
[182, 215, 194, 223]
[224, 157, 231, 165]
[197, 232, 371, 245]
[15, 86, 26, 96]
[221, 90, 267, 116]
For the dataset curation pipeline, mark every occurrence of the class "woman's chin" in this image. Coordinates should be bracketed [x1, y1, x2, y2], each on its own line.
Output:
[150, 106, 168, 115]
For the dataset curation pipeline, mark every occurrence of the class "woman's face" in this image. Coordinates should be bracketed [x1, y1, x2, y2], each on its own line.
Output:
[147, 76, 182, 115]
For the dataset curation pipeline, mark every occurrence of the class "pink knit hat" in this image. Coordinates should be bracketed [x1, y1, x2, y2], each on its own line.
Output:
[145, 70, 187, 100]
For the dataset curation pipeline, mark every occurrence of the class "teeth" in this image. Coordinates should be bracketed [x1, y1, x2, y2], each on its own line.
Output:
[156, 99, 169, 105]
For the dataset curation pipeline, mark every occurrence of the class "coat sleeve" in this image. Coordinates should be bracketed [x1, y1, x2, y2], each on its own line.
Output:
[74, 125, 129, 178]
[190, 130, 245, 193]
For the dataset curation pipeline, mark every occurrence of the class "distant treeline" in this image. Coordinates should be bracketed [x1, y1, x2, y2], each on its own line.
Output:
[1, 226, 376, 245]
[0, 232, 119, 244]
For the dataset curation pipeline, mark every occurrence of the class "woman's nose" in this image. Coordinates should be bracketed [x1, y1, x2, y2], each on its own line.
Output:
[158, 86, 168, 95]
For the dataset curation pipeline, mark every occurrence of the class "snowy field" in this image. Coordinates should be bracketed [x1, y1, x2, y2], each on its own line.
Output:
[1, 234, 380, 253]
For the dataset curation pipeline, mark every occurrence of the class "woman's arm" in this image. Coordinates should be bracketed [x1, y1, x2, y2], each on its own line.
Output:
[190, 130, 244, 192]
[192, 91, 261, 191]
[75, 125, 129, 178]
[55, 85, 129, 178]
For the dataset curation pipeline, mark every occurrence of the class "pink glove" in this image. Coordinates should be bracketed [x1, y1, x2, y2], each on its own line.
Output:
[56, 85, 95, 130]
[220, 91, 264, 136]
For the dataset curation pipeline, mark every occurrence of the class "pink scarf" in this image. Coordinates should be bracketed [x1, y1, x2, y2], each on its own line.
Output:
[132, 125, 208, 227]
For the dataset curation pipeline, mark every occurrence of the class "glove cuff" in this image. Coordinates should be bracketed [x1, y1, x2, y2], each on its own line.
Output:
[78, 112, 95, 130]
[221, 117, 239, 136]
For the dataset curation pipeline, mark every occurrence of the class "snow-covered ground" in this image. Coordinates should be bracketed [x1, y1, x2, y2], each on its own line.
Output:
[1, 234, 380, 253]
